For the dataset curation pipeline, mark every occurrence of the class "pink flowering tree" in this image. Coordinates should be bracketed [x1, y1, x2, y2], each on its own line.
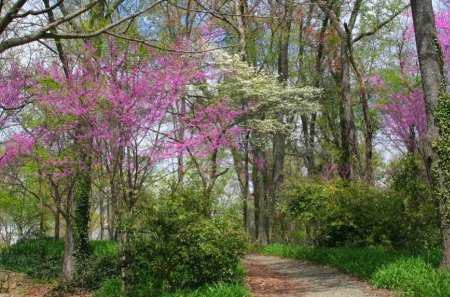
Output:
[0, 41, 245, 280]
[373, 2, 449, 156]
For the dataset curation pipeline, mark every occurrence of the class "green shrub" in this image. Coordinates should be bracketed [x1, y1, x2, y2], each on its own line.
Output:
[282, 178, 439, 249]
[125, 188, 247, 296]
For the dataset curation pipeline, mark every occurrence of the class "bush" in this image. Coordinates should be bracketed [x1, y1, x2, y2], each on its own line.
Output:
[282, 178, 439, 249]
[124, 188, 247, 296]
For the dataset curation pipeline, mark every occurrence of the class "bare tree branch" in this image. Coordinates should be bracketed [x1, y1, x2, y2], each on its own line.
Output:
[14, 0, 64, 18]
[353, 4, 410, 44]
[0, 0, 167, 53]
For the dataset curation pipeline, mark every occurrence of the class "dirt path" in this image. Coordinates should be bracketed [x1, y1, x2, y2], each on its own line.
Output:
[243, 254, 392, 297]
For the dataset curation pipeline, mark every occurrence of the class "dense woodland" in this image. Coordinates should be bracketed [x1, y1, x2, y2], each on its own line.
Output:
[0, 0, 449, 296]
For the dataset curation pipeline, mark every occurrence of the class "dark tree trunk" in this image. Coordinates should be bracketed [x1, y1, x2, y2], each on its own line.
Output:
[269, 2, 293, 241]
[339, 41, 359, 180]
[54, 209, 60, 240]
[301, 16, 328, 177]
[252, 147, 268, 245]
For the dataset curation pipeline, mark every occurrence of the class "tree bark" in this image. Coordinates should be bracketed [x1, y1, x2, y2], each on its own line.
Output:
[410, 0, 442, 183]
[54, 209, 60, 240]
[410, 0, 449, 268]
[339, 40, 359, 179]
[270, 2, 293, 241]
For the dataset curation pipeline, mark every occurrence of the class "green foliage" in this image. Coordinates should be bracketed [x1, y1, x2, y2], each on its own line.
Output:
[125, 187, 247, 296]
[434, 76, 450, 225]
[93, 278, 123, 297]
[94, 279, 250, 297]
[73, 169, 93, 272]
[372, 258, 450, 297]
[0, 239, 119, 288]
[258, 244, 447, 297]
[70, 241, 120, 290]
[0, 188, 41, 243]
[0, 238, 64, 280]
[282, 178, 439, 249]
[160, 283, 251, 297]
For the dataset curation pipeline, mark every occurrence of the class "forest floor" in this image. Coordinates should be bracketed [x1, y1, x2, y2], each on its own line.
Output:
[243, 254, 393, 297]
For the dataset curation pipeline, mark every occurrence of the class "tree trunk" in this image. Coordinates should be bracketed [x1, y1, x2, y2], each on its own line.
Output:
[252, 147, 268, 245]
[73, 162, 92, 269]
[269, 2, 293, 241]
[54, 209, 60, 240]
[301, 16, 328, 177]
[339, 40, 359, 179]
[410, 0, 449, 268]
[410, 0, 442, 183]
[346, 29, 374, 183]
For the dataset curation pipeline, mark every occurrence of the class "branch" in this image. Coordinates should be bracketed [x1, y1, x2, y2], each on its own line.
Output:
[348, 0, 362, 32]
[311, 0, 346, 39]
[0, 0, 167, 53]
[353, 4, 410, 44]
[105, 31, 238, 53]
[14, 0, 64, 18]
[0, 0, 27, 35]
[0, 0, 100, 52]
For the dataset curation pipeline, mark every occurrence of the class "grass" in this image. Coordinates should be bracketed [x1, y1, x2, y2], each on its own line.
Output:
[0, 238, 118, 281]
[0, 238, 64, 280]
[257, 243, 450, 297]
[93, 278, 251, 297]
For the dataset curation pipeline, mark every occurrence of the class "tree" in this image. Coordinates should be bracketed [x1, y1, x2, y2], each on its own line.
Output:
[410, 0, 450, 267]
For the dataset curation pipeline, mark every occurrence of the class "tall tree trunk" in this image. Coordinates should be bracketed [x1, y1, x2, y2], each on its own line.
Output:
[253, 146, 268, 245]
[301, 16, 328, 177]
[410, 0, 442, 183]
[410, 0, 449, 268]
[339, 40, 359, 179]
[345, 25, 374, 183]
[270, 2, 293, 241]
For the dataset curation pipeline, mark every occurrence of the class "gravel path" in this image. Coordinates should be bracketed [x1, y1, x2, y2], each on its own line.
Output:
[243, 254, 392, 297]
